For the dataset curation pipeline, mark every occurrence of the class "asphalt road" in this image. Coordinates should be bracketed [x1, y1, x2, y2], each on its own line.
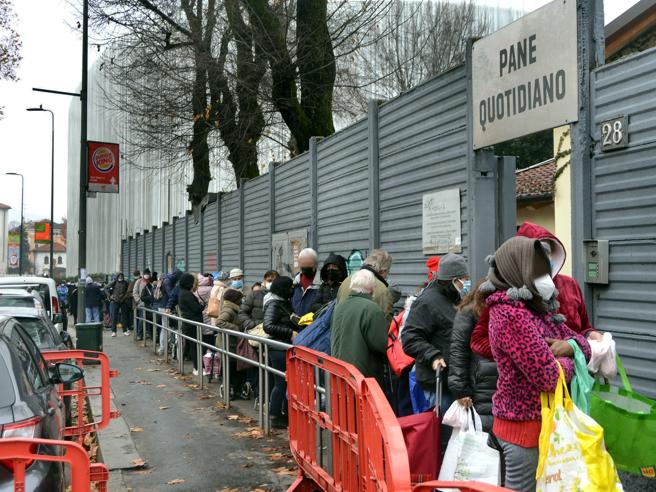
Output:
[102, 331, 296, 492]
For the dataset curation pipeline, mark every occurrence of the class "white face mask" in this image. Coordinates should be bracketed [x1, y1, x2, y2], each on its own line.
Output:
[264, 281, 272, 290]
[534, 274, 555, 301]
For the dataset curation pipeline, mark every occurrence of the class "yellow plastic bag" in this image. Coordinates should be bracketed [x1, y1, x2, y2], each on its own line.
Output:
[536, 362, 623, 492]
[298, 312, 314, 326]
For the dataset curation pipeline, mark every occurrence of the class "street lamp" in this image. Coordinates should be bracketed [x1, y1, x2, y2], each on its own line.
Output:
[27, 105, 55, 278]
[4, 173, 24, 275]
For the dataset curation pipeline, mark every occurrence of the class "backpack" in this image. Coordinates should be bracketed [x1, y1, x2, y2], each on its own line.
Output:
[387, 309, 416, 378]
[293, 301, 335, 355]
[153, 280, 163, 301]
[141, 284, 154, 305]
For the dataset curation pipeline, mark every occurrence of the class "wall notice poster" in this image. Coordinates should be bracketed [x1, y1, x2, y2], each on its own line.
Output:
[88, 141, 120, 193]
[35, 223, 50, 244]
[272, 228, 308, 278]
[422, 188, 462, 255]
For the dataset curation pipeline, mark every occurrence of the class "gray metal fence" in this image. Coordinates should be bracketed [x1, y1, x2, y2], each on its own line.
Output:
[121, 63, 515, 295]
[590, 46, 656, 397]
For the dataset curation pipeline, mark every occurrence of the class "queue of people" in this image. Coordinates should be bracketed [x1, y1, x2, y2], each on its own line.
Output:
[96, 221, 606, 491]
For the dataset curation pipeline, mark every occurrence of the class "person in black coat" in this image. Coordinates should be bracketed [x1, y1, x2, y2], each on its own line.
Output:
[312, 253, 348, 311]
[448, 279, 498, 432]
[238, 270, 278, 331]
[177, 273, 205, 375]
[84, 277, 103, 323]
[263, 276, 297, 427]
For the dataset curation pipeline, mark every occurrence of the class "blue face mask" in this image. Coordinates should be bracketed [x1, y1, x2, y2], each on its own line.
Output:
[231, 280, 243, 289]
[461, 279, 471, 295]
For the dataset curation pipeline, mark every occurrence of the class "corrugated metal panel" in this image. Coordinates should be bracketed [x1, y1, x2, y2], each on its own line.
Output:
[174, 217, 186, 269]
[121, 240, 129, 277]
[378, 65, 469, 295]
[203, 200, 219, 272]
[136, 234, 146, 272]
[187, 215, 202, 273]
[144, 231, 152, 271]
[316, 119, 369, 260]
[221, 192, 240, 271]
[243, 178, 271, 286]
[129, 236, 137, 275]
[275, 155, 310, 232]
[164, 222, 174, 259]
[153, 227, 163, 274]
[591, 48, 656, 397]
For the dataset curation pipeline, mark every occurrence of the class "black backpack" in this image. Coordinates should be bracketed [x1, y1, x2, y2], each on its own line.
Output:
[140, 284, 154, 305]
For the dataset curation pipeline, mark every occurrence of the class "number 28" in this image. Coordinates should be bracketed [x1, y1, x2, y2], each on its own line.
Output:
[601, 119, 624, 147]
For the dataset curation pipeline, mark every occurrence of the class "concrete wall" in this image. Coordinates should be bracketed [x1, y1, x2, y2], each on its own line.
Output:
[553, 125, 573, 276]
[516, 201, 555, 235]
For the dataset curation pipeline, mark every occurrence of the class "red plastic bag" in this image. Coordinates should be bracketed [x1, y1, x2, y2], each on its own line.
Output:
[398, 409, 441, 484]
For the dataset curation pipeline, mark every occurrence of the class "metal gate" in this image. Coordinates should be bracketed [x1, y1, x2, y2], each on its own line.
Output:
[590, 46, 656, 397]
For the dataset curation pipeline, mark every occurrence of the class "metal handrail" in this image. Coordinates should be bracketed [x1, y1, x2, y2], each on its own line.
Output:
[132, 306, 292, 434]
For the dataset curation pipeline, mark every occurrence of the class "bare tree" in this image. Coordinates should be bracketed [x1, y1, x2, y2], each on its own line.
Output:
[0, 0, 21, 117]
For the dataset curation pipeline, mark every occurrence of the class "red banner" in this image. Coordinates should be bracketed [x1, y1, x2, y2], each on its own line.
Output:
[35, 222, 50, 244]
[87, 141, 119, 193]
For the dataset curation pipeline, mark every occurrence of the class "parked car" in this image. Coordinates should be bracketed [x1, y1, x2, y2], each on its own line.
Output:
[0, 278, 62, 330]
[0, 289, 46, 314]
[0, 315, 84, 491]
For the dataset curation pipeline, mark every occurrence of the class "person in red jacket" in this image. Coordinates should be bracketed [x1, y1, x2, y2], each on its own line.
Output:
[471, 222, 602, 360]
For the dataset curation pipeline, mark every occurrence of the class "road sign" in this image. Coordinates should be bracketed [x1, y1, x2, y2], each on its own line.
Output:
[87, 141, 119, 193]
[471, 0, 578, 149]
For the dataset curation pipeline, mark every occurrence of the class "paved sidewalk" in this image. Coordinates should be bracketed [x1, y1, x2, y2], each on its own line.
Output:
[94, 330, 296, 492]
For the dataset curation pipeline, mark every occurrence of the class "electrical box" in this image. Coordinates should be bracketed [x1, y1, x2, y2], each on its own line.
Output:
[584, 240, 609, 284]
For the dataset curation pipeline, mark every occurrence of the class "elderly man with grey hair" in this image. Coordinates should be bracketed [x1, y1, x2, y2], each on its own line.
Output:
[291, 247, 321, 316]
[336, 249, 394, 321]
[331, 269, 388, 385]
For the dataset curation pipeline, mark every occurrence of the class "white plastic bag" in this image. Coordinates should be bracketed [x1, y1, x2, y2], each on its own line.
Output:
[442, 401, 478, 429]
[438, 408, 499, 491]
[588, 332, 617, 378]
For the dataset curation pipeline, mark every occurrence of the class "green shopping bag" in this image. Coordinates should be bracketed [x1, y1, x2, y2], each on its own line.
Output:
[590, 355, 656, 478]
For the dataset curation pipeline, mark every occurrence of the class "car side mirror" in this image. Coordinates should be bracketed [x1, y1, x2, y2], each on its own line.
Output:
[53, 313, 63, 324]
[51, 362, 84, 385]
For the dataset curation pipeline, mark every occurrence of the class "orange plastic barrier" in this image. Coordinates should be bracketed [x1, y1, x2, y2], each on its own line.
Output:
[42, 350, 120, 442]
[286, 347, 511, 492]
[0, 437, 109, 492]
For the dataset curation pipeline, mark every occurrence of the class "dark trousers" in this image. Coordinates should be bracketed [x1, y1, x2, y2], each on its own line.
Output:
[268, 349, 287, 418]
[111, 301, 130, 333]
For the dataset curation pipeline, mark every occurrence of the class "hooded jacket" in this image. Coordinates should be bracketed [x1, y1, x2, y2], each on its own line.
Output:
[109, 278, 129, 303]
[161, 270, 182, 311]
[238, 288, 267, 331]
[313, 253, 348, 310]
[177, 273, 204, 324]
[470, 222, 594, 360]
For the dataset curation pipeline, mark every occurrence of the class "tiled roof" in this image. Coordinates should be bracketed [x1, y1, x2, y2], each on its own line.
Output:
[0, 203, 11, 210]
[32, 243, 67, 253]
[516, 159, 555, 201]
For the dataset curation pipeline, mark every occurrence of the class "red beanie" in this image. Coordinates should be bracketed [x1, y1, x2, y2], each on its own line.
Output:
[426, 256, 440, 281]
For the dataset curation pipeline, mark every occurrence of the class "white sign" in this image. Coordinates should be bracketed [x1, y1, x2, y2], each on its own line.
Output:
[472, 0, 578, 149]
[422, 188, 462, 255]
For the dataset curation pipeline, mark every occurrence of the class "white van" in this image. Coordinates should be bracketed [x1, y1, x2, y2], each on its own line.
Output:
[0, 276, 62, 327]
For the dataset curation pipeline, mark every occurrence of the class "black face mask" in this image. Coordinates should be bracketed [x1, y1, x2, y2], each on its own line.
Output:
[301, 267, 316, 277]
[326, 269, 341, 282]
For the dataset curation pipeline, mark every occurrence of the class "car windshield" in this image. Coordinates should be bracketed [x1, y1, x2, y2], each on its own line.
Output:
[0, 284, 51, 313]
[0, 296, 38, 309]
[0, 352, 15, 408]
[13, 317, 57, 350]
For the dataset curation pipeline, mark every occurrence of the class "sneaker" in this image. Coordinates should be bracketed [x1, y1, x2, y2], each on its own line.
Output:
[241, 382, 253, 400]
[111, 332, 117, 337]
[203, 369, 211, 376]
[124, 331, 131, 336]
[192, 369, 199, 376]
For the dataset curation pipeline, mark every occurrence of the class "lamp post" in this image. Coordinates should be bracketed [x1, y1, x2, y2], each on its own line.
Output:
[26, 105, 55, 278]
[4, 173, 24, 275]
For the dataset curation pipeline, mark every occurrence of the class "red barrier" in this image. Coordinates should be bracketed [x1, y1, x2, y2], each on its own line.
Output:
[286, 347, 512, 492]
[42, 350, 120, 442]
[0, 437, 109, 491]
[287, 347, 365, 492]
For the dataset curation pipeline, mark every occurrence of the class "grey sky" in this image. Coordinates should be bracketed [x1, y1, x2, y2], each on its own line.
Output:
[0, 0, 639, 226]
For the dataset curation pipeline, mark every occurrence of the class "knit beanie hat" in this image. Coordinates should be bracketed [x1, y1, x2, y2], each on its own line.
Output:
[223, 288, 243, 305]
[270, 276, 294, 300]
[436, 253, 468, 280]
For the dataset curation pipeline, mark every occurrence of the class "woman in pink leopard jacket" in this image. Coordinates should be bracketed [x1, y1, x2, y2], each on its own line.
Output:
[480, 236, 591, 492]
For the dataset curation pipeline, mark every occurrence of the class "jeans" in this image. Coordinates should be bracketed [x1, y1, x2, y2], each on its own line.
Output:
[85, 307, 100, 322]
[268, 349, 287, 418]
[496, 437, 538, 492]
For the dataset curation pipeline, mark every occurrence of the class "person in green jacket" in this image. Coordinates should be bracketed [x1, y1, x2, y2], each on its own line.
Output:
[331, 268, 388, 386]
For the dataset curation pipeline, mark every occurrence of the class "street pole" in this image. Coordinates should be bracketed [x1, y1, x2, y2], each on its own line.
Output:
[26, 106, 55, 278]
[5, 173, 24, 275]
[77, 0, 89, 323]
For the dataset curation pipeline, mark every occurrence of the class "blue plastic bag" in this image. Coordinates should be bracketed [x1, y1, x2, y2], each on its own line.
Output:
[409, 365, 431, 414]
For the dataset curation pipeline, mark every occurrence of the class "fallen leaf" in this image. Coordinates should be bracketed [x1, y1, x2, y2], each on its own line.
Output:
[214, 402, 227, 409]
[159, 406, 169, 410]
[147, 368, 160, 372]
[130, 427, 144, 433]
[198, 394, 212, 400]
[269, 453, 285, 461]
[186, 384, 200, 389]
[156, 384, 167, 388]
[216, 488, 239, 492]
[167, 479, 185, 485]
[272, 466, 296, 476]
[131, 458, 146, 467]
[227, 415, 240, 421]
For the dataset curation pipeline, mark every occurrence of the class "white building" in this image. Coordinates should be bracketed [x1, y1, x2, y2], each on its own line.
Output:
[31, 244, 67, 277]
[0, 203, 9, 275]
